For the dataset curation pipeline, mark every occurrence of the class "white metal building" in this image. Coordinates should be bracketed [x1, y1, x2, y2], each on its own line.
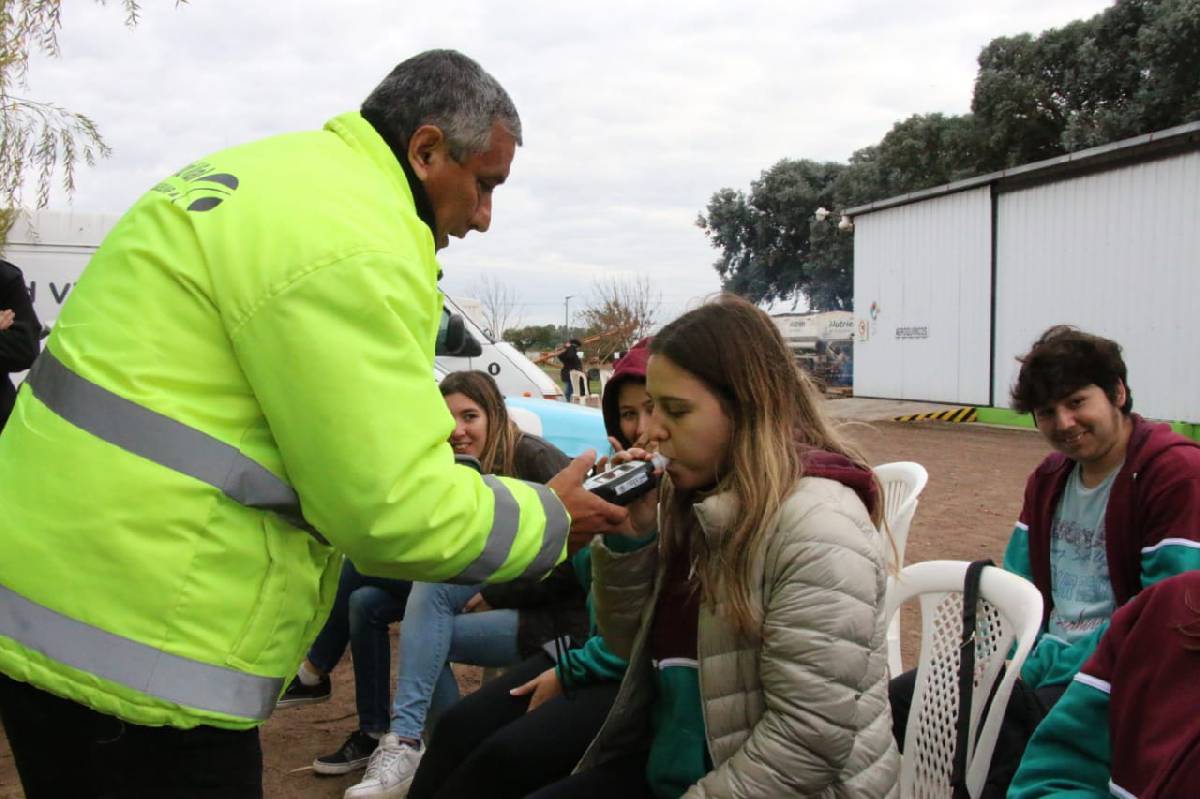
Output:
[846, 121, 1200, 422]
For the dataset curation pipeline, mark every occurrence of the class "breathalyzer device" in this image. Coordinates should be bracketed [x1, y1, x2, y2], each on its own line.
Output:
[584, 454, 669, 506]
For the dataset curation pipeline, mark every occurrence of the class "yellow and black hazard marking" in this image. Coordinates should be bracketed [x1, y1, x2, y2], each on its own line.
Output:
[893, 407, 978, 424]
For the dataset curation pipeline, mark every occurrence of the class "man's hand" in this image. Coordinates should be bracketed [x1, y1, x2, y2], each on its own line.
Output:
[0, 309, 13, 331]
[509, 666, 563, 713]
[462, 593, 492, 614]
[547, 450, 633, 552]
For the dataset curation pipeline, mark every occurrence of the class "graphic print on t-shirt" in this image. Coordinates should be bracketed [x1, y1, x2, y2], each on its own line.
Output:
[1047, 463, 1120, 642]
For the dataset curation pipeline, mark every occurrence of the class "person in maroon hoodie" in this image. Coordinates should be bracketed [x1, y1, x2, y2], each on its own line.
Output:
[1001, 326, 1200, 704]
[406, 338, 655, 799]
[1009, 569, 1200, 798]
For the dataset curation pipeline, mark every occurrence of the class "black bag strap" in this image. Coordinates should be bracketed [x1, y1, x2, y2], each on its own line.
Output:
[952, 559, 994, 799]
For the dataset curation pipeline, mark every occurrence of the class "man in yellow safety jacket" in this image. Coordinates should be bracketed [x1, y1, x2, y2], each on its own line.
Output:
[0, 49, 628, 798]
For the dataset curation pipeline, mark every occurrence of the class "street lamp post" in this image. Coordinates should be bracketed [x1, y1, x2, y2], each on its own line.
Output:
[564, 295, 573, 339]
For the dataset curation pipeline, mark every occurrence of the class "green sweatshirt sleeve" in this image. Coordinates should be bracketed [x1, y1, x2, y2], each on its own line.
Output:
[1002, 522, 1033, 582]
[1008, 675, 1111, 798]
[1020, 624, 1107, 689]
[553, 532, 654, 689]
[1141, 539, 1200, 588]
[557, 633, 628, 689]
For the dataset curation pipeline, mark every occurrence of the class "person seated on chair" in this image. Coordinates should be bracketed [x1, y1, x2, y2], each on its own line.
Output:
[1001, 325, 1200, 708]
[340, 370, 586, 799]
[276, 371, 581, 784]
[1009, 569, 1200, 798]
[521, 296, 898, 798]
[406, 337, 656, 799]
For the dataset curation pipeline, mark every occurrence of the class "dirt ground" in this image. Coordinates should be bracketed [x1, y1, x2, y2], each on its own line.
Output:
[0, 421, 1051, 799]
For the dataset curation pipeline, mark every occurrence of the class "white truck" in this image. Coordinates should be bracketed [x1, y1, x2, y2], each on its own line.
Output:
[3, 210, 563, 400]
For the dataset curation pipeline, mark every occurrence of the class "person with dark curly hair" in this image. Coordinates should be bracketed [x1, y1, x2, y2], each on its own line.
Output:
[1002, 325, 1200, 707]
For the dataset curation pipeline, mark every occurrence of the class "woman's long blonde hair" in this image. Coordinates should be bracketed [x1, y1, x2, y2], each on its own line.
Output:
[652, 294, 882, 639]
[439, 370, 521, 476]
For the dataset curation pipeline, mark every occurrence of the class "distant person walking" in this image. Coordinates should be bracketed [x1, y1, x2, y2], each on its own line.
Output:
[556, 338, 584, 402]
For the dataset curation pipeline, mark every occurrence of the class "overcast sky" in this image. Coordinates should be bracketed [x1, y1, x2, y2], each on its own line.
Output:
[22, 0, 1111, 326]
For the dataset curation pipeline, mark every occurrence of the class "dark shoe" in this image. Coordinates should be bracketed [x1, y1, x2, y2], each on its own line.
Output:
[313, 730, 380, 776]
[275, 675, 331, 709]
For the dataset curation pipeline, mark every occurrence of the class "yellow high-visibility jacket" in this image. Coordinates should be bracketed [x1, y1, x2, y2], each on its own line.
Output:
[0, 112, 568, 730]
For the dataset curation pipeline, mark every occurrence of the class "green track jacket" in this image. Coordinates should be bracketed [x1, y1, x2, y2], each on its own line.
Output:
[0, 112, 569, 730]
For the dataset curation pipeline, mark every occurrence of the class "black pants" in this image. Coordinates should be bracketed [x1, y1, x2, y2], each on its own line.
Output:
[888, 668, 1063, 799]
[888, 668, 1066, 747]
[0, 673, 262, 798]
[526, 751, 654, 799]
[408, 652, 622, 799]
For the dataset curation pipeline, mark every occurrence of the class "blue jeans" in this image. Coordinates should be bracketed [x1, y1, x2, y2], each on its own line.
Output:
[389, 582, 520, 740]
[306, 559, 411, 734]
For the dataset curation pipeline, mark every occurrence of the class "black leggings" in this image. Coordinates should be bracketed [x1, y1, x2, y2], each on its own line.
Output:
[408, 652, 623, 799]
[526, 751, 654, 799]
[0, 673, 262, 798]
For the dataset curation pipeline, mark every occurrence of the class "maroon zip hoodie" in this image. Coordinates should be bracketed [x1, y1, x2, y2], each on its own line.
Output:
[1018, 413, 1200, 626]
[601, 337, 652, 448]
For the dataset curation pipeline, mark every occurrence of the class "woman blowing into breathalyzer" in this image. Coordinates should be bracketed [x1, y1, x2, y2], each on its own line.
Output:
[530, 295, 900, 799]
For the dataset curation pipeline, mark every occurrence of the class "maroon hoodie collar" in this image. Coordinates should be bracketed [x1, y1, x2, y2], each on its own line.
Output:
[691, 445, 880, 536]
[799, 447, 880, 518]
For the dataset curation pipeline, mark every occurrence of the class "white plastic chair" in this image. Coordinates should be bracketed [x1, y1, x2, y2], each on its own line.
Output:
[885, 560, 1043, 799]
[873, 461, 929, 674]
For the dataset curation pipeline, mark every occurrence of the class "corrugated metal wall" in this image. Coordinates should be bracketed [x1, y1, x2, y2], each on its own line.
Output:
[993, 152, 1200, 421]
[853, 186, 992, 404]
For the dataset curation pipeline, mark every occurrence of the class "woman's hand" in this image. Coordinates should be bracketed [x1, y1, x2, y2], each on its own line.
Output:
[593, 436, 628, 475]
[509, 666, 563, 713]
[462, 593, 492, 613]
[609, 447, 661, 536]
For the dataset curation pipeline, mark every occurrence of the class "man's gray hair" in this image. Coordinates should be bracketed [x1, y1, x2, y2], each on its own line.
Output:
[362, 49, 522, 161]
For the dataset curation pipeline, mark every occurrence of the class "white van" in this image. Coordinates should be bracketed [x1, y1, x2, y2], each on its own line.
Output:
[440, 296, 562, 400]
[4, 211, 563, 400]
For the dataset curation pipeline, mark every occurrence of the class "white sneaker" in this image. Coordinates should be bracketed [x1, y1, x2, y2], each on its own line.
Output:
[343, 733, 423, 799]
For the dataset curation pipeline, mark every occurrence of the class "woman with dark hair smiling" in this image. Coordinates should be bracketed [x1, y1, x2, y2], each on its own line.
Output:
[278, 371, 580, 798]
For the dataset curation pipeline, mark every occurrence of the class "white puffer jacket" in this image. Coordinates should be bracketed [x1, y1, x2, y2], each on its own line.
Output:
[579, 474, 901, 798]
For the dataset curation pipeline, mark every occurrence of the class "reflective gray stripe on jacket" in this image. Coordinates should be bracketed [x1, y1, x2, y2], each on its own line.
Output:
[0, 584, 282, 721]
[449, 476, 570, 584]
[25, 350, 327, 545]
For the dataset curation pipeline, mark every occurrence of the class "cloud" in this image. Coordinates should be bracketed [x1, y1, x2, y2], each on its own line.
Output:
[16, 0, 1111, 325]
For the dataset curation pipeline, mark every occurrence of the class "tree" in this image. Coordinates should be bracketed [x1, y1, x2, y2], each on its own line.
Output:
[579, 275, 660, 362]
[697, 159, 850, 309]
[472, 274, 523, 340]
[0, 2, 183, 239]
[972, 0, 1200, 166]
[502, 323, 558, 353]
[700, 0, 1200, 311]
[835, 113, 983, 207]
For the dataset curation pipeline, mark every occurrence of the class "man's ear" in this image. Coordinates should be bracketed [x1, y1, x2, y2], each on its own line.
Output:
[408, 125, 448, 180]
